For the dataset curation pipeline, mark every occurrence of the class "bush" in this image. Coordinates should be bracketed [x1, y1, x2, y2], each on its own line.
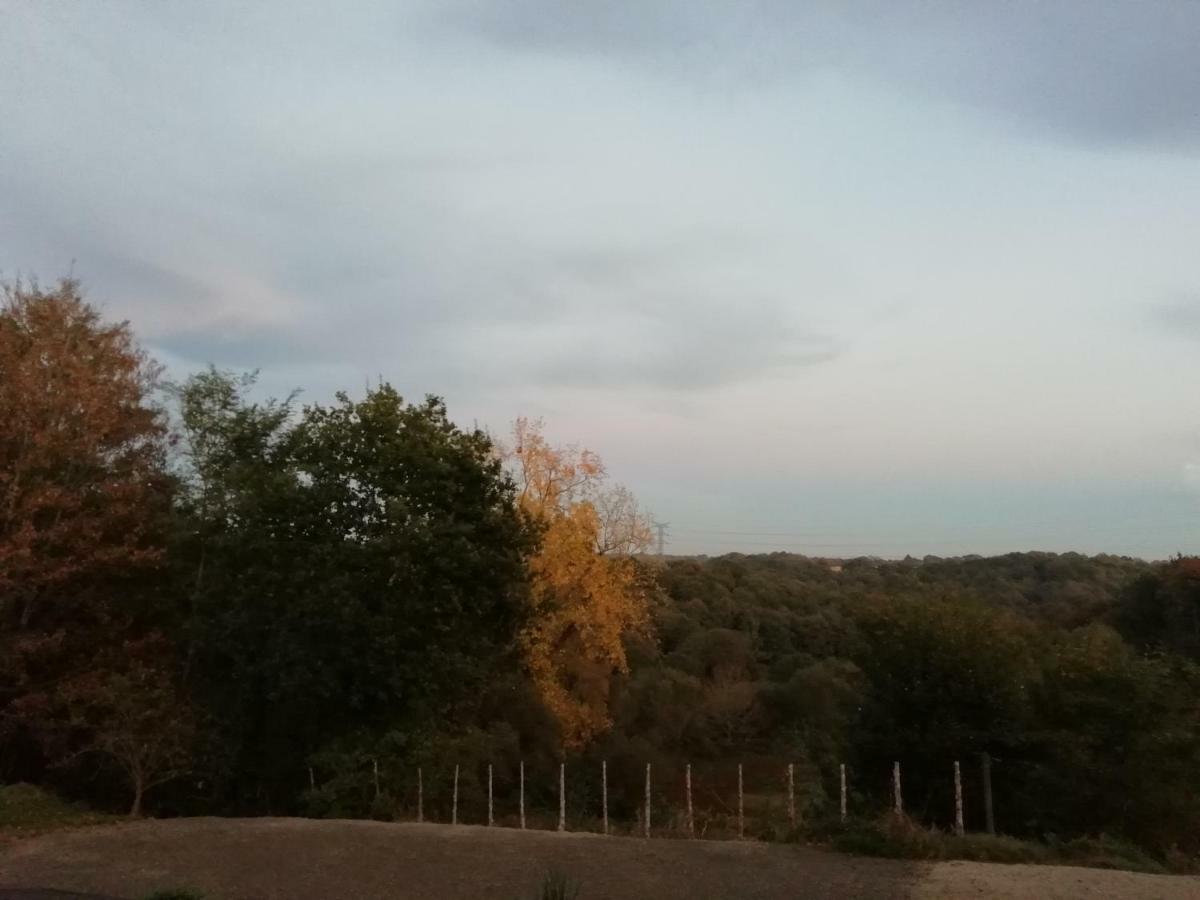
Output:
[0, 783, 116, 835]
[815, 813, 1180, 874]
[534, 870, 580, 900]
[944, 832, 1048, 865]
[1048, 834, 1165, 874]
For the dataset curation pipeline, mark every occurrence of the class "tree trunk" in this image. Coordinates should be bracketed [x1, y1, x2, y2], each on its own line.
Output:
[981, 752, 995, 835]
[130, 773, 144, 817]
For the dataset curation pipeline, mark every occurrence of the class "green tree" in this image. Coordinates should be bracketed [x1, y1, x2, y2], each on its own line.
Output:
[172, 373, 533, 810]
[1024, 625, 1200, 851]
[1114, 557, 1200, 660]
[849, 594, 1038, 826]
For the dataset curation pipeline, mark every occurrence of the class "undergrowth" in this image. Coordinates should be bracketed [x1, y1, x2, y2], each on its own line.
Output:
[0, 783, 118, 837]
[808, 813, 1197, 875]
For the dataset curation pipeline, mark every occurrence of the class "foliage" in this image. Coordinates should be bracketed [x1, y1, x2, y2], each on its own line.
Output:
[0, 278, 173, 801]
[0, 278, 168, 631]
[1115, 556, 1200, 660]
[533, 870, 581, 900]
[0, 782, 116, 836]
[820, 814, 1175, 874]
[624, 552, 1200, 855]
[172, 372, 533, 810]
[848, 594, 1037, 827]
[505, 418, 654, 748]
[57, 636, 196, 815]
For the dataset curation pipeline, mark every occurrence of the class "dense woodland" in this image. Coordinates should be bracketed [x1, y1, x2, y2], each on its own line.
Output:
[2, 279, 1199, 861]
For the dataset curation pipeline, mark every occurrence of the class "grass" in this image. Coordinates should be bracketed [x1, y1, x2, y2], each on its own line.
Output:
[812, 813, 1196, 875]
[0, 782, 118, 839]
[533, 870, 581, 900]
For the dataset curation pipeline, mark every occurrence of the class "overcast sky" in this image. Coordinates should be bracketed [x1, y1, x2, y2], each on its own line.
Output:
[4, 1, 1199, 559]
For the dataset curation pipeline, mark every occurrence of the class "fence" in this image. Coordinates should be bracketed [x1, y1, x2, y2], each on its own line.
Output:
[328, 754, 1001, 841]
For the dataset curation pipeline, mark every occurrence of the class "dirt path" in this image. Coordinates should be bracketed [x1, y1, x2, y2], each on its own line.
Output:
[0, 818, 1196, 900]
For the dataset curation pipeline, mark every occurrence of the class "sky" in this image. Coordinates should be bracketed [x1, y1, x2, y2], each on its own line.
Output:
[3, 1, 1199, 559]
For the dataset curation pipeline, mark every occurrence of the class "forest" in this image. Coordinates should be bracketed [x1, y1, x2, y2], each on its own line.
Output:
[2, 278, 1199, 864]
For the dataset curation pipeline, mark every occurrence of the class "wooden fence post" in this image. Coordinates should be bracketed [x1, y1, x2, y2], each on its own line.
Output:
[417, 767, 424, 823]
[558, 762, 566, 832]
[488, 763, 494, 827]
[892, 762, 902, 817]
[787, 762, 795, 829]
[602, 760, 609, 835]
[452, 764, 459, 826]
[737, 763, 744, 839]
[981, 752, 995, 835]
[519, 760, 526, 830]
[373, 757, 381, 802]
[644, 763, 652, 837]
[954, 761, 964, 836]
[839, 764, 847, 823]
[686, 763, 694, 837]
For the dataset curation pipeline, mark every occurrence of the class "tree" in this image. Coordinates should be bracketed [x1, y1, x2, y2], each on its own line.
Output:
[1114, 556, 1200, 660]
[172, 375, 533, 809]
[58, 636, 195, 816]
[849, 594, 1038, 826]
[505, 418, 654, 748]
[1026, 625, 1200, 851]
[0, 278, 168, 631]
[0, 278, 170, 783]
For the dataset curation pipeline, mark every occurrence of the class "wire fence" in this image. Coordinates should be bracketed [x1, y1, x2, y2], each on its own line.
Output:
[326, 755, 1001, 842]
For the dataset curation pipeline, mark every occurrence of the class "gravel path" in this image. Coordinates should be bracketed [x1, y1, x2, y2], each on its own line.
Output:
[1, 818, 1196, 900]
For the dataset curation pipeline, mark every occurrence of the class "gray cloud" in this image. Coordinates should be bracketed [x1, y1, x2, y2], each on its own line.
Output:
[437, 1, 1200, 148]
[467, 292, 842, 391]
[1152, 296, 1200, 339]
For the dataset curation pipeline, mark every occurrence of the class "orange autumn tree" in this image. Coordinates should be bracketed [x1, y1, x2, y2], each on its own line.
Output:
[506, 418, 655, 748]
[0, 279, 168, 633]
[0, 279, 172, 770]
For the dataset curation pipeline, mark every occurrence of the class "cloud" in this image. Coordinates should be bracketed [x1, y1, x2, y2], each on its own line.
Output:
[450, 293, 841, 391]
[436, 1, 1200, 148]
[1152, 296, 1200, 340]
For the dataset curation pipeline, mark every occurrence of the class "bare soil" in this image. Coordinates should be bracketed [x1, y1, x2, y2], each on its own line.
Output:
[0, 817, 1196, 900]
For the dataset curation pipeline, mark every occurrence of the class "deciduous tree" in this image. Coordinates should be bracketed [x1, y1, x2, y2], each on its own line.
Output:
[505, 418, 654, 748]
[173, 375, 533, 809]
[0, 278, 170, 781]
[0, 278, 168, 631]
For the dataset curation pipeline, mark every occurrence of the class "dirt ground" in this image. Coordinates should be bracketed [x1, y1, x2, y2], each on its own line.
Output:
[1, 818, 1197, 900]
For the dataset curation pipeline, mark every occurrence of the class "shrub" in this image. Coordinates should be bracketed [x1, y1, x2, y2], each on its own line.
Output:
[815, 813, 1176, 873]
[535, 870, 580, 900]
[944, 833, 1048, 865]
[0, 783, 116, 834]
[1048, 834, 1165, 874]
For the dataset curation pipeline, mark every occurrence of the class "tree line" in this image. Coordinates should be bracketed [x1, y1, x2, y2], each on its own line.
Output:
[1, 278, 1198, 861]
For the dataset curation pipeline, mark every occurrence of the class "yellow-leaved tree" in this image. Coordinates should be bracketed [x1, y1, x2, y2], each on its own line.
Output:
[505, 418, 654, 748]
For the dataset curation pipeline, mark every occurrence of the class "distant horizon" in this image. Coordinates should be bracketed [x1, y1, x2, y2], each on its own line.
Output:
[648, 548, 1171, 564]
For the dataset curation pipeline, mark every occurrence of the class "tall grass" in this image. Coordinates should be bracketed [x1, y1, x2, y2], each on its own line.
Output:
[533, 870, 581, 900]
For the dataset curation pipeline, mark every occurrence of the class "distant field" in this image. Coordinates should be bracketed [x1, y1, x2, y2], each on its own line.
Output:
[1, 818, 1198, 900]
